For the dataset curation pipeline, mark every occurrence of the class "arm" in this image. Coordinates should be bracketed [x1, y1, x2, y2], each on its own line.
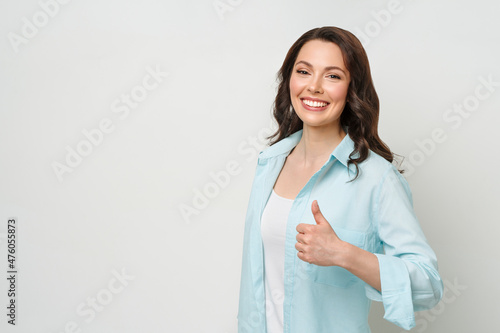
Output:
[339, 242, 381, 292]
[295, 166, 443, 330]
[365, 166, 444, 330]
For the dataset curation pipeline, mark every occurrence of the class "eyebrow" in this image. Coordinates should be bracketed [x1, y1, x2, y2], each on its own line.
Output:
[295, 60, 347, 75]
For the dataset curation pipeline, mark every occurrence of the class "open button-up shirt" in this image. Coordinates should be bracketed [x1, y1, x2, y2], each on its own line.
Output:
[237, 128, 443, 332]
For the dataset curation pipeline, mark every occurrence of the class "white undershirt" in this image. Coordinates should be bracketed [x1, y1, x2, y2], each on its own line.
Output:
[261, 188, 294, 333]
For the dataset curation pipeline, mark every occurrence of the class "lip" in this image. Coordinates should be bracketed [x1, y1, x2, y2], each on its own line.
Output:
[300, 97, 330, 112]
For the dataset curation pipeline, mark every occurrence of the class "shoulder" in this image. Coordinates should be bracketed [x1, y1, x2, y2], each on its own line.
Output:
[257, 130, 302, 163]
[358, 150, 413, 202]
[354, 149, 397, 182]
[352, 149, 410, 195]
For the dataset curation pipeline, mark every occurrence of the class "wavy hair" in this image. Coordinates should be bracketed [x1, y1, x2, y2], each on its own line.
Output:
[266, 26, 402, 180]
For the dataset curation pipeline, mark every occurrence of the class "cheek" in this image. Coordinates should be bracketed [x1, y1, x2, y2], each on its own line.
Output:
[289, 76, 303, 97]
[326, 84, 349, 102]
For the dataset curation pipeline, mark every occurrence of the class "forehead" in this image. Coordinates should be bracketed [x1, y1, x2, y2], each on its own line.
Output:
[295, 40, 346, 70]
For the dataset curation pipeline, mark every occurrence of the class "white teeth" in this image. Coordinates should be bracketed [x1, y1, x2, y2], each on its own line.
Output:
[302, 99, 328, 107]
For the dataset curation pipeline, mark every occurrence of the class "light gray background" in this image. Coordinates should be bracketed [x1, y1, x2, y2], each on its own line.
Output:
[1, 0, 499, 332]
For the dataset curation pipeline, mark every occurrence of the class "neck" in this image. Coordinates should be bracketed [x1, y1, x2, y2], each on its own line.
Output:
[292, 123, 346, 167]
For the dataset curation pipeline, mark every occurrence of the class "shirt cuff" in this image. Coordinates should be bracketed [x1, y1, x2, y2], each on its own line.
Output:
[364, 253, 415, 331]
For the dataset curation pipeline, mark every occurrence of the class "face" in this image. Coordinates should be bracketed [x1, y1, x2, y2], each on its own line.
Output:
[289, 39, 350, 131]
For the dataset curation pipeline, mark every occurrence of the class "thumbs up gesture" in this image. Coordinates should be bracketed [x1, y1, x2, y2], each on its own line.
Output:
[295, 200, 348, 266]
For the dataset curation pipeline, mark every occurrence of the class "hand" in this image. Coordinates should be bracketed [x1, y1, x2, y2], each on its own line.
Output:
[295, 200, 347, 266]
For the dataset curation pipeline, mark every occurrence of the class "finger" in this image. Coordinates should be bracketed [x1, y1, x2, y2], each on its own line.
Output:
[311, 200, 329, 225]
[297, 251, 312, 264]
[296, 233, 307, 244]
[296, 223, 307, 234]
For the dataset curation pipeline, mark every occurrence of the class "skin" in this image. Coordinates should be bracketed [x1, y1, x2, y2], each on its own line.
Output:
[290, 39, 382, 292]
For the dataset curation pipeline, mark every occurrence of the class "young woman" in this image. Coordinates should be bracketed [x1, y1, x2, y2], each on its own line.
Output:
[237, 26, 443, 332]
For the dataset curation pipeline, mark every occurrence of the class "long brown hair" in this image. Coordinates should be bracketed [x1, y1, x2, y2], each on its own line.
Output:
[266, 26, 402, 180]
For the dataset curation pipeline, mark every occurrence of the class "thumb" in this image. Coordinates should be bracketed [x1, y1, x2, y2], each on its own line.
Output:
[311, 200, 329, 225]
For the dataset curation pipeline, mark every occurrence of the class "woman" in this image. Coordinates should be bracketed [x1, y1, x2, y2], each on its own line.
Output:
[237, 26, 443, 332]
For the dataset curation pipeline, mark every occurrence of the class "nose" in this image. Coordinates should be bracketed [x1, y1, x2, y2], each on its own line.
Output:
[307, 75, 323, 94]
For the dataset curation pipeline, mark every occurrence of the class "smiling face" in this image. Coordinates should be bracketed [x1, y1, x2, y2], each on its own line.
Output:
[289, 39, 350, 131]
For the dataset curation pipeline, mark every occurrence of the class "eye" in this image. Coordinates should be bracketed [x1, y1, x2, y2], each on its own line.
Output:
[328, 74, 341, 79]
[296, 70, 309, 75]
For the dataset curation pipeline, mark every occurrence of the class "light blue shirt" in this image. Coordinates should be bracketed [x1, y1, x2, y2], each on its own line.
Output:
[237, 128, 443, 332]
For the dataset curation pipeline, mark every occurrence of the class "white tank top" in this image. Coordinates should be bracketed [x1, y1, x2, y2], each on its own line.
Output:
[261, 188, 294, 333]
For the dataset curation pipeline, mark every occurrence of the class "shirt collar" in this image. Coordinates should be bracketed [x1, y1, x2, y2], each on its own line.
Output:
[259, 127, 358, 172]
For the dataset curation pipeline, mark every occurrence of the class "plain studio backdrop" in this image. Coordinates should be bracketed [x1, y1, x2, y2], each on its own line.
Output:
[0, 0, 499, 332]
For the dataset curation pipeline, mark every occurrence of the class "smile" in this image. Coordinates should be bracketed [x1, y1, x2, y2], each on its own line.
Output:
[300, 98, 330, 111]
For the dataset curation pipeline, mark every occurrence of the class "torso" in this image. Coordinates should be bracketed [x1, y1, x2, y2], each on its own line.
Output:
[272, 147, 329, 200]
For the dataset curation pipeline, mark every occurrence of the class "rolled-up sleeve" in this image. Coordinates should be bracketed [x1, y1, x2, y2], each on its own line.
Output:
[364, 166, 444, 330]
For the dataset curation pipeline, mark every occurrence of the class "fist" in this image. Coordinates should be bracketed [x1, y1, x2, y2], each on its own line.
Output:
[295, 200, 347, 266]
